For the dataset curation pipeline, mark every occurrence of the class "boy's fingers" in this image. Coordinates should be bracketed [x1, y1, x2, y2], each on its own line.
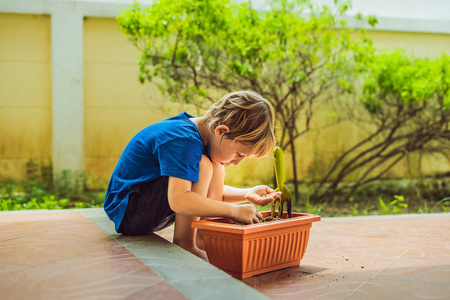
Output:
[268, 191, 282, 199]
[266, 187, 275, 193]
[266, 197, 277, 204]
[256, 211, 262, 219]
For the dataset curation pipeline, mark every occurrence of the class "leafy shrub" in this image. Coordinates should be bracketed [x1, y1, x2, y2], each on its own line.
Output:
[0, 178, 104, 211]
[378, 195, 408, 214]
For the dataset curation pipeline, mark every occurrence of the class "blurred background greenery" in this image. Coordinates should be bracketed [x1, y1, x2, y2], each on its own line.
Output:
[1, 0, 448, 215]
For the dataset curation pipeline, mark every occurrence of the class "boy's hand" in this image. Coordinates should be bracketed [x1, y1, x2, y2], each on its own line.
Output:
[232, 204, 262, 224]
[245, 185, 282, 207]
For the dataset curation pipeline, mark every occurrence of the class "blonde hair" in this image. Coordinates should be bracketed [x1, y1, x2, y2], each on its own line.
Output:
[204, 91, 276, 157]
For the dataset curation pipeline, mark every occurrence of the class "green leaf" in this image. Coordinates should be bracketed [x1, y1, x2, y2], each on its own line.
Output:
[394, 195, 404, 201]
[378, 197, 388, 213]
[368, 15, 378, 27]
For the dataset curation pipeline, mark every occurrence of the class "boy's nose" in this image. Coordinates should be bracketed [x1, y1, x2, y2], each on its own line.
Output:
[232, 157, 245, 166]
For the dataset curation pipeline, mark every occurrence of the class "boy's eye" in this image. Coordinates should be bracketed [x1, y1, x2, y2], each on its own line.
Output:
[236, 153, 244, 158]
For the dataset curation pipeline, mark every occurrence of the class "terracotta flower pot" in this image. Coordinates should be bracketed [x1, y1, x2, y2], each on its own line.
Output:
[192, 211, 320, 279]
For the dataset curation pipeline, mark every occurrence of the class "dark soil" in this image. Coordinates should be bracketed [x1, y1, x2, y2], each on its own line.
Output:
[260, 216, 282, 222]
[233, 215, 282, 225]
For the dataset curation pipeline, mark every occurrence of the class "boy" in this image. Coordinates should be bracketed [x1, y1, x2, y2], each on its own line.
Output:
[104, 91, 281, 259]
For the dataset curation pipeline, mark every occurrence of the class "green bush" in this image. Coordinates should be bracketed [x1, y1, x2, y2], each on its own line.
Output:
[0, 178, 104, 211]
[378, 195, 408, 214]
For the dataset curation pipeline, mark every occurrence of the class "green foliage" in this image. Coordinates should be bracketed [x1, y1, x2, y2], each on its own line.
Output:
[0, 195, 70, 211]
[0, 159, 105, 212]
[431, 197, 450, 213]
[378, 195, 408, 214]
[418, 202, 429, 214]
[304, 195, 324, 215]
[118, 0, 449, 206]
[0, 179, 104, 211]
[313, 51, 450, 203]
[54, 170, 87, 200]
[118, 0, 377, 202]
[367, 15, 378, 27]
[118, 0, 375, 111]
[361, 51, 450, 114]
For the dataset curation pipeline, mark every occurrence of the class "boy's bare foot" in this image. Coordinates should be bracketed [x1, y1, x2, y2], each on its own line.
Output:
[188, 246, 209, 262]
[175, 241, 209, 262]
[196, 230, 205, 250]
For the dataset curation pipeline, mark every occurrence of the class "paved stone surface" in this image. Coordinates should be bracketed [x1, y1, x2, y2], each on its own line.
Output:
[1, 209, 449, 299]
[150, 212, 450, 299]
[242, 214, 450, 299]
[0, 209, 267, 300]
[0, 210, 187, 300]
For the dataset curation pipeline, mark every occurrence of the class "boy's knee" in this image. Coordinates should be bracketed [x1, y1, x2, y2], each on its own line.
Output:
[198, 154, 213, 180]
[211, 161, 224, 174]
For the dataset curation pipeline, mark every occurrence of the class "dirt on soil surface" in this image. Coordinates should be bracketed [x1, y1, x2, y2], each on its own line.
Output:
[260, 216, 282, 222]
[234, 216, 283, 225]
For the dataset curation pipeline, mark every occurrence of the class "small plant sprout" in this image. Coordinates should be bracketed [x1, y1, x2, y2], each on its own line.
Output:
[271, 147, 292, 218]
[378, 195, 408, 214]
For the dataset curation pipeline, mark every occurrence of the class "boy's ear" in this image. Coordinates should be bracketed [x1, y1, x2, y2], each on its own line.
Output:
[215, 125, 230, 137]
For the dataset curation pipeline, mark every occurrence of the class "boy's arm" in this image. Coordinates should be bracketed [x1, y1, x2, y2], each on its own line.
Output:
[168, 176, 261, 224]
[223, 185, 281, 206]
[222, 185, 252, 204]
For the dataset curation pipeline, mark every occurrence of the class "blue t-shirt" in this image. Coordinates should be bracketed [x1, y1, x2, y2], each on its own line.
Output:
[104, 112, 207, 231]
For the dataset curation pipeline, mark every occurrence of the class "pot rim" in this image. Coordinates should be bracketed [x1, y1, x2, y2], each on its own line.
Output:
[192, 211, 321, 235]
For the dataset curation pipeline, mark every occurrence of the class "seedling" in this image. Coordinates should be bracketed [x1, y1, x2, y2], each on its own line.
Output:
[271, 147, 292, 218]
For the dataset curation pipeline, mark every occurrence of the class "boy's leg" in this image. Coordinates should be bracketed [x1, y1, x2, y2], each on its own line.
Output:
[118, 176, 173, 236]
[195, 162, 225, 250]
[207, 163, 225, 201]
[172, 155, 212, 260]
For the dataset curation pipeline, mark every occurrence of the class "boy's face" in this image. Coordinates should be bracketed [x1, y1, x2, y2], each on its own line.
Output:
[209, 125, 250, 166]
[210, 138, 249, 166]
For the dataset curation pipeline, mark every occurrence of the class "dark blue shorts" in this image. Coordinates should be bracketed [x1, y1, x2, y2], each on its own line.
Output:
[117, 176, 175, 235]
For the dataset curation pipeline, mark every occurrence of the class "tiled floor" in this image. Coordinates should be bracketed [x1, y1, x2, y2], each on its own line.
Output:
[0, 211, 187, 300]
[1, 210, 449, 299]
[159, 214, 450, 299]
[242, 215, 450, 299]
